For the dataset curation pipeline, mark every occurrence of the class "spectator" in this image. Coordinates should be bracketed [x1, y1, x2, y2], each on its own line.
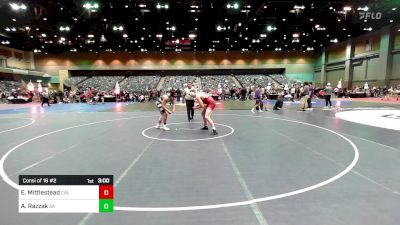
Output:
[298, 81, 310, 111]
[324, 83, 333, 108]
[273, 95, 284, 110]
[41, 90, 50, 107]
[307, 82, 314, 108]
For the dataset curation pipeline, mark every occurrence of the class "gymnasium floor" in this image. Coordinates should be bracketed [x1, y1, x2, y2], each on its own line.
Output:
[0, 99, 399, 225]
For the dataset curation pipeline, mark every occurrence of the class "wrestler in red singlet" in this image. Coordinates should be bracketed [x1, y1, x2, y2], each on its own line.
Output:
[191, 92, 218, 135]
[201, 94, 216, 110]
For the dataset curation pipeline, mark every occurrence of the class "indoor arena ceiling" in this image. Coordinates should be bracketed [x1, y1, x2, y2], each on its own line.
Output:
[0, 0, 398, 53]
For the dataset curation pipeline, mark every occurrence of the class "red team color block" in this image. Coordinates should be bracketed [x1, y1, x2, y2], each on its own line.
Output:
[99, 185, 114, 199]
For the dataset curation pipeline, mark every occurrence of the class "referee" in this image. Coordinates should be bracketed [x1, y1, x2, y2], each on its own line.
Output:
[41, 90, 50, 107]
[183, 82, 196, 122]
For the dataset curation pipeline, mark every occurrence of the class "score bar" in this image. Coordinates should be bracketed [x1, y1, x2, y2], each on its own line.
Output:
[18, 175, 113, 213]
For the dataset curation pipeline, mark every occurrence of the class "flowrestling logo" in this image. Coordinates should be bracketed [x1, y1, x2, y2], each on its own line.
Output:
[335, 110, 400, 131]
[359, 12, 382, 20]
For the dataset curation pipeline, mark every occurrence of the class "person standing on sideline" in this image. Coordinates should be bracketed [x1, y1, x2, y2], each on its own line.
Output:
[251, 86, 264, 112]
[298, 81, 310, 111]
[324, 83, 333, 108]
[307, 82, 314, 109]
[155, 91, 176, 130]
[41, 90, 50, 107]
[183, 82, 196, 121]
[290, 85, 296, 102]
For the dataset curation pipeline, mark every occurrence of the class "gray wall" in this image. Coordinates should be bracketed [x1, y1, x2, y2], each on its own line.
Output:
[353, 61, 366, 81]
[326, 69, 344, 85]
[367, 57, 381, 80]
[392, 53, 400, 79]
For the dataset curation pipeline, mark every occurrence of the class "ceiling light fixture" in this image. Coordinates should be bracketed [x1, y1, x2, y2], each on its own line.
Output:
[227, 3, 239, 9]
[330, 38, 338, 43]
[113, 25, 124, 31]
[156, 3, 169, 9]
[59, 26, 70, 31]
[293, 5, 305, 10]
[266, 25, 277, 31]
[166, 26, 176, 31]
[9, 3, 27, 11]
[343, 6, 352, 11]
[216, 25, 226, 31]
[83, 2, 99, 10]
[357, 6, 369, 11]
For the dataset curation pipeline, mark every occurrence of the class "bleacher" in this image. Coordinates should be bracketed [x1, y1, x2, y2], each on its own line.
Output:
[0, 80, 21, 91]
[65, 76, 88, 86]
[162, 76, 198, 90]
[235, 75, 275, 88]
[78, 76, 124, 91]
[270, 74, 295, 85]
[201, 75, 236, 91]
[120, 76, 160, 92]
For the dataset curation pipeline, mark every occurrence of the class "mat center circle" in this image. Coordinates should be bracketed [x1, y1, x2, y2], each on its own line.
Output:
[142, 122, 234, 141]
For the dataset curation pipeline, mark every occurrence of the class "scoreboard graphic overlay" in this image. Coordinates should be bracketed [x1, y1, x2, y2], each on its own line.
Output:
[18, 175, 113, 213]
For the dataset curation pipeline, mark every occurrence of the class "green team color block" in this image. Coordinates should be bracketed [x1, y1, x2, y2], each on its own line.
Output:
[99, 199, 114, 212]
